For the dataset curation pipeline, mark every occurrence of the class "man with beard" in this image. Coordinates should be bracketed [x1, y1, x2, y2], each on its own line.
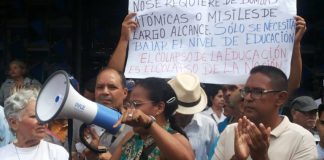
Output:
[218, 85, 244, 133]
[213, 65, 317, 160]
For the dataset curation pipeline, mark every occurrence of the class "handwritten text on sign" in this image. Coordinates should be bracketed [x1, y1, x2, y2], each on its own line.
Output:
[125, 0, 296, 84]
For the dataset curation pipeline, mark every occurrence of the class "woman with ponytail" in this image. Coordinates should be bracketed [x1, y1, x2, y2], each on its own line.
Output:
[111, 77, 194, 160]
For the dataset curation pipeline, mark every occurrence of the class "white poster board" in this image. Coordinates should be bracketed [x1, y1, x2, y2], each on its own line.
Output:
[125, 0, 296, 84]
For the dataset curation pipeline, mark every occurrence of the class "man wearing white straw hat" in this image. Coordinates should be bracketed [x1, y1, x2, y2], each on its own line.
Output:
[168, 72, 219, 160]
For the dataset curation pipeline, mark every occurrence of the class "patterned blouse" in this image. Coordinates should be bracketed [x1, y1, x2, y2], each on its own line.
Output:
[121, 123, 174, 160]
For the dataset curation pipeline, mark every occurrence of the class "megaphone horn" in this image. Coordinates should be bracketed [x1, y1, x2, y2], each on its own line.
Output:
[36, 70, 121, 134]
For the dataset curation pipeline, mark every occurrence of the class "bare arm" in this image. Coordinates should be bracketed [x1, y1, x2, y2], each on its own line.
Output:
[288, 16, 306, 96]
[113, 108, 195, 160]
[148, 122, 195, 160]
[107, 13, 138, 72]
[110, 131, 134, 160]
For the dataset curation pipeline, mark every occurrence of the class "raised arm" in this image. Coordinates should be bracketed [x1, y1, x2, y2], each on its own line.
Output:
[288, 16, 306, 96]
[107, 13, 138, 72]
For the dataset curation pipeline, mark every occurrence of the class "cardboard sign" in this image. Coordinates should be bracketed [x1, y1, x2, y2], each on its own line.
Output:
[126, 0, 296, 84]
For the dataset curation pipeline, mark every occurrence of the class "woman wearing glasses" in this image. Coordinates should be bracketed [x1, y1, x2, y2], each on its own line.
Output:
[111, 78, 194, 160]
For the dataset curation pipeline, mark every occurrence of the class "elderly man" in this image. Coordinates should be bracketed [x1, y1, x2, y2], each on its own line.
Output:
[291, 96, 318, 132]
[213, 65, 317, 160]
[290, 96, 319, 142]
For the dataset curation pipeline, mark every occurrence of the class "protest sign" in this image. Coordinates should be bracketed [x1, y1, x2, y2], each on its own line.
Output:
[125, 0, 296, 84]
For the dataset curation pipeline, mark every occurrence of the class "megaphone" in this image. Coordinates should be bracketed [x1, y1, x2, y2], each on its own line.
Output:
[36, 70, 121, 134]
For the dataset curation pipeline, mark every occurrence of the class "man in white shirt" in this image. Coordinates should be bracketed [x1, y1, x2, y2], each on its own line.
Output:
[213, 65, 317, 160]
[168, 73, 219, 160]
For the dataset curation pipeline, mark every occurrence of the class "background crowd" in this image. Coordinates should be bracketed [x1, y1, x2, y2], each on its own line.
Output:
[0, 6, 323, 160]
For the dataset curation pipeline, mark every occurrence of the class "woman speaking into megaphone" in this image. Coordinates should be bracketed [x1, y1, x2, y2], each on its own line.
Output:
[109, 78, 194, 160]
[81, 77, 194, 160]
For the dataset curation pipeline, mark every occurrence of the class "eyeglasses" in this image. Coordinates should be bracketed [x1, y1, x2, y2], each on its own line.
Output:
[240, 88, 282, 99]
[123, 100, 153, 108]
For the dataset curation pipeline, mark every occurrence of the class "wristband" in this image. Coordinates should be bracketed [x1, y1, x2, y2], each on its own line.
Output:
[144, 115, 156, 129]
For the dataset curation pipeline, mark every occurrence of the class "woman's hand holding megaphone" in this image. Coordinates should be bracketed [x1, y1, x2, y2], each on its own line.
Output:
[113, 105, 153, 129]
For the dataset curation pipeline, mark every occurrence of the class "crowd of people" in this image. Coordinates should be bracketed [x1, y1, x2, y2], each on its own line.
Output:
[0, 11, 322, 160]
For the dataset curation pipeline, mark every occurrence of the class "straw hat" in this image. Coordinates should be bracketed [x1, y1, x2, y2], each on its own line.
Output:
[168, 73, 207, 115]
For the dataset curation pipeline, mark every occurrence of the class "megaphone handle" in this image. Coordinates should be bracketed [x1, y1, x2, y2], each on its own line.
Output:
[79, 123, 107, 154]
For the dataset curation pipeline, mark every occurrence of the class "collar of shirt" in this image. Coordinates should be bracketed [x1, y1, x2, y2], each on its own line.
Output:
[186, 113, 206, 128]
[270, 115, 289, 138]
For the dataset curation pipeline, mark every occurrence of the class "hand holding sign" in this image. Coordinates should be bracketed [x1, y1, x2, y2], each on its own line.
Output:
[120, 13, 138, 41]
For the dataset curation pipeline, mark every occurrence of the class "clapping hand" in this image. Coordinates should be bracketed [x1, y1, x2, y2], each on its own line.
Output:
[234, 116, 271, 160]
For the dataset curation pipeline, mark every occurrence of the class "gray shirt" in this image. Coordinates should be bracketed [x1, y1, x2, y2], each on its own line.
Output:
[0, 77, 41, 106]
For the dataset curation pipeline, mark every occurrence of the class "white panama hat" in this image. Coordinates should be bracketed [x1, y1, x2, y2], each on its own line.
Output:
[168, 73, 207, 115]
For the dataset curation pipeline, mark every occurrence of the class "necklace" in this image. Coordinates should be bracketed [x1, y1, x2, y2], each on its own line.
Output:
[14, 144, 21, 160]
[14, 142, 40, 160]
